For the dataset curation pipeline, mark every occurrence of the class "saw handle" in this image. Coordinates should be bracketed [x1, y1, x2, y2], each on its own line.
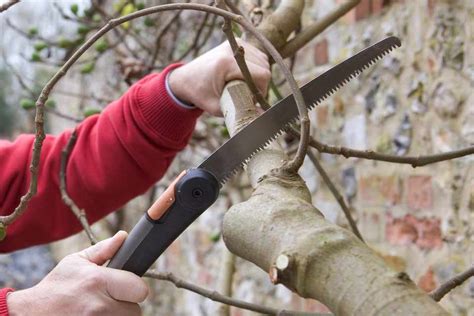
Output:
[107, 168, 219, 276]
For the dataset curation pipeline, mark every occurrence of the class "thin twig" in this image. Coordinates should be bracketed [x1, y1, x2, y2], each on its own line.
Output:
[219, 1, 270, 109]
[310, 138, 474, 167]
[280, 0, 361, 58]
[430, 265, 474, 302]
[307, 150, 364, 242]
[59, 130, 98, 245]
[0, 0, 19, 13]
[144, 270, 328, 316]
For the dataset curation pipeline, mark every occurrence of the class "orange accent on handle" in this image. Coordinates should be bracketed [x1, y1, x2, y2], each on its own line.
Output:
[147, 170, 187, 221]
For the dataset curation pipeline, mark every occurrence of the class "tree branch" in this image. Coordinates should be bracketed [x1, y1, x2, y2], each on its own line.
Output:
[430, 265, 474, 302]
[0, 0, 19, 13]
[59, 130, 97, 245]
[280, 0, 361, 58]
[310, 138, 474, 167]
[144, 270, 326, 316]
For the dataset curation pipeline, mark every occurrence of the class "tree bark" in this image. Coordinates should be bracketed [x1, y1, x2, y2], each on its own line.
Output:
[219, 82, 447, 315]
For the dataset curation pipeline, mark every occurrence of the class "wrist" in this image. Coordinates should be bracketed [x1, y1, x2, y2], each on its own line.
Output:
[167, 66, 194, 106]
[5, 289, 29, 316]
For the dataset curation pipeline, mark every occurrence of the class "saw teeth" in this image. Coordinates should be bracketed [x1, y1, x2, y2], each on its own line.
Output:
[215, 37, 401, 186]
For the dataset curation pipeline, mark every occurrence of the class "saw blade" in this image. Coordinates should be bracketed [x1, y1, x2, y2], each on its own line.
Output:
[199, 36, 401, 185]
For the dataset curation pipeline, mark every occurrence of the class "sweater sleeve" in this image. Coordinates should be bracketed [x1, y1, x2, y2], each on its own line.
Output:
[0, 64, 202, 253]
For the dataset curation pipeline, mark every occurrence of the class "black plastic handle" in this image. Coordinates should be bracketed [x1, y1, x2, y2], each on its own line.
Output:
[107, 168, 219, 276]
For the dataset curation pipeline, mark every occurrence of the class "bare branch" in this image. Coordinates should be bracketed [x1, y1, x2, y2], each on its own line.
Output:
[0, 0, 19, 13]
[144, 270, 327, 316]
[430, 265, 474, 302]
[280, 0, 361, 58]
[59, 130, 97, 245]
[310, 138, 474, 167]
[306, 150, 364, 242]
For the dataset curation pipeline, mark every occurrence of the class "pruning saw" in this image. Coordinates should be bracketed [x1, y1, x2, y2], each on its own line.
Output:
[108, 36, 401, 276]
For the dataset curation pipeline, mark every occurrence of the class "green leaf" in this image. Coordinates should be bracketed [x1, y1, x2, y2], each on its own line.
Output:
[209, 231, 220, 243]
[80, 62, 95, 74]
[20, 98, 36, 110]
[120, 3, 136, 30]
[70, 3, 79, 15]
[220, 126, 230, 138]
[0, 223, 6, 241]
[34, 41, 48, 52]
[28, 27, 38, 37]
[92, 13, 101, 22]
[95, 38, 108, 53]
[31, 51, 41, 62]
[45, 99, 56, 108]
[77, 25, 90, 35]
[58, 36, 75, 49]
[136, 2, 145, 10]
[143, 17, 154, 27]
[83, 107, 101, 117]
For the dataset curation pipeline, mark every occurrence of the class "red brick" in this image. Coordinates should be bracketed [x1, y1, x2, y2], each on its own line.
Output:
[386, 214, 418, 245]
[414, 217, 442, 249]
[371, 0, 385, 14]
[406, 175, 433, 210]
[355, 0, 372, 21]
[359, 175, 401, 205]
[418, 266, 437, 292]
[386, 214, 442, 249]
[314, 39, 329, 66]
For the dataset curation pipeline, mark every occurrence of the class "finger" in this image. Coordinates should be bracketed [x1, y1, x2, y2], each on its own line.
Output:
[101, 267, 149, 303]
[244, 61, 272, 96]
[78, 231, 128, 265]
[108, 302, 141, 316]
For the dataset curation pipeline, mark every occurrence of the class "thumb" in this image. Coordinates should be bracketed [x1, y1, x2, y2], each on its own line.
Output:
[77, 230, 128, 265]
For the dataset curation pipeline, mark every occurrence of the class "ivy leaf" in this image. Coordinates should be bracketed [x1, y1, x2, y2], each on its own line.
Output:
[0, 223, 6, 241]
[58, 36, 75, 49]
[143, 17, 155, 27]
[80, 62, 95, 74]
[28, 27, 38, 37]
[31, 51, 41, 62]
[34, 41, 48, 52]
[20, 98, 36, 110]
[77, 25, 90, 36]
[45, 99, 56, 108]
[120, 3, 136, 30]
[70, 3, 79, 15]
[95, 38, 108, 53]
[83, 107, 101, 117]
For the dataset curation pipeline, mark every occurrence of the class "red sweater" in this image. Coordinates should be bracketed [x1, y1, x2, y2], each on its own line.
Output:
[0, 65, 202, 314]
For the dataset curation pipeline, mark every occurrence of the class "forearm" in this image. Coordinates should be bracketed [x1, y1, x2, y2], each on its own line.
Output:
[0, 64, 201, 252]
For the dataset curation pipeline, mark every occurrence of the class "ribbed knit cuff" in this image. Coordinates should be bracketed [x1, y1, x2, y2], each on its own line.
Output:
[134, 64, 203, 145]
[0, 288, 14, 316]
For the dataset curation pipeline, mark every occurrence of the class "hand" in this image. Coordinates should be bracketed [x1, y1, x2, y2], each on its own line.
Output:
[169, 39, 271, 116]
[7, 231, 148, 316]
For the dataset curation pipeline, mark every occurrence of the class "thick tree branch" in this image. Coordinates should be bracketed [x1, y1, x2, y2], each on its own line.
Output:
[145, 270, 325, 316]
[280, 0, 361, 58]
[59, 130, 97, 245]
[430, 265, 474, 302]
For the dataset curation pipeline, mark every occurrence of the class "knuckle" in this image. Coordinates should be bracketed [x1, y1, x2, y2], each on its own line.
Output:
[84, 301, 108, 316]
[82, 269, 105, 290]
